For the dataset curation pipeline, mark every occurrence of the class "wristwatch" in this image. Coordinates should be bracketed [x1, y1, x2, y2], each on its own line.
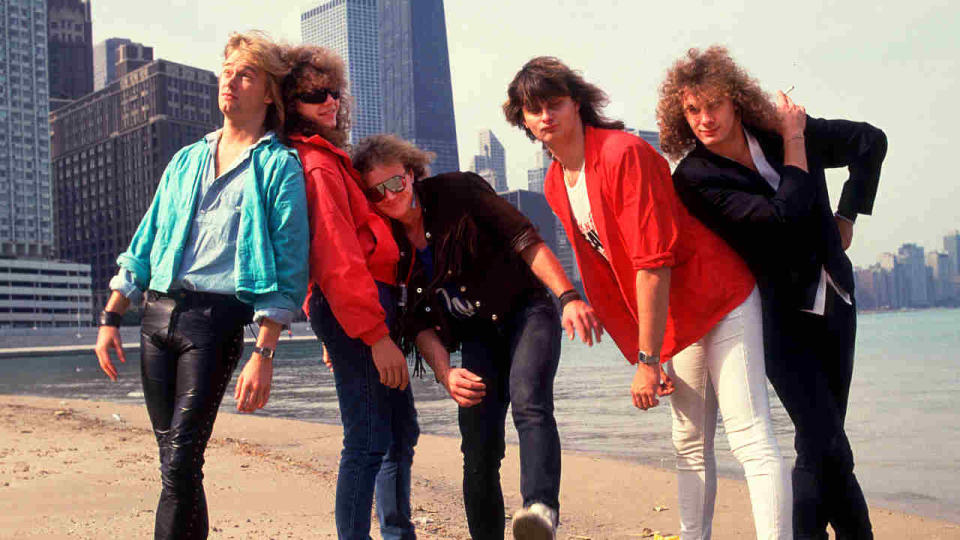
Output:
[637, 351, 660, 366]
[99, 310, 123, 327]
[253, 346, 275, 360]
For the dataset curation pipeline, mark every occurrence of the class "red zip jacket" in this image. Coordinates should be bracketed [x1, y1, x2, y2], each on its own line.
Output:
[544, 127, 754, 362]
[290, 133, 400, 346]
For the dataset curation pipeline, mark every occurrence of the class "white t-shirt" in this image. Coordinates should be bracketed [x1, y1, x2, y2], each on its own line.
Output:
[744, 128, 853, 315]
[565, 168, 607, 259]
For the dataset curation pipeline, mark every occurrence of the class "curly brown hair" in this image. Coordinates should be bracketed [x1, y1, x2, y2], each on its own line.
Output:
[656, 45, 779, 161]
[351, 134, 436, 182]
[223, 31, 288, 134]
[503, 56, 624, 141]
[281, 45, 352, 149]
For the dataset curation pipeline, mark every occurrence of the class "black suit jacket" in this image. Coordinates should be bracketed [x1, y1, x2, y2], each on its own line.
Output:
[672, 116, 887, 311]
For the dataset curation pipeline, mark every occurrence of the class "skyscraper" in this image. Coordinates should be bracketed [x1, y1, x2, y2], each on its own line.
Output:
[47, 0, 93, 110]
[526, 147, 553, 193]
[301, 0, 383, 144]
[93, 38, 132, 91]
[944, 230, 960, 280]
[50, 59, 221, 309]
[1, 0, 55, 258]
[380, 0, 459, 174]
[472, 129, 507, 192]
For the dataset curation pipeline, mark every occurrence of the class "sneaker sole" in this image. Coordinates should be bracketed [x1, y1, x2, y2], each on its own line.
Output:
[512, 514, 555, 540]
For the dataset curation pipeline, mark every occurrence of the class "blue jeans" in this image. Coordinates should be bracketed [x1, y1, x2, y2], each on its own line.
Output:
[308, 283, 419, 540]
[457, 290, 562, 540]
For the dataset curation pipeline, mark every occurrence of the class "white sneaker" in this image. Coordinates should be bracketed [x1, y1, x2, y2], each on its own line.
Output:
[511, 502, 557, 540]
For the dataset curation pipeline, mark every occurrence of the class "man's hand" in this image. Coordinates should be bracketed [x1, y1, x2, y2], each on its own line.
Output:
[835, 216, 854, 251]
[321, 344, 333, 372]
[234, 353, 273, 412]
[561, 299, 604, 346]
[776, 90, 807, 139]
[371, 336, 409, 390]
[631, 362, 664, 410]
[441, 367, 486, 407]
[94, 325, 126, 382]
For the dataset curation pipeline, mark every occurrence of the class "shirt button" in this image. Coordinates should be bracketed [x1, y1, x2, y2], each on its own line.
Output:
[474, 301, 480, 307]
[447, 270, 453, 275]
[434, 325, 441, 331]
[460, 286, 466, 292]
[425, 232, 431, 239]
[491, 314, 498, 321]
[425, 307, 431, 312]
[416, 287, 422, 293]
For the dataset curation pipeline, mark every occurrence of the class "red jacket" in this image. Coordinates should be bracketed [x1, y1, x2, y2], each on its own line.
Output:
[290, 134, 400, 346]
[544, 127, 754, 362]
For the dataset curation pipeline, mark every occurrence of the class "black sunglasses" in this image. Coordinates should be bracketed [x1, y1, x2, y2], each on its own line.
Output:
[364, 173, 407, 202]
[296, 88, 341, 104]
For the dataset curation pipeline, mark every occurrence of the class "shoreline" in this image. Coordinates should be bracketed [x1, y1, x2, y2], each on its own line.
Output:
[2, 395, 958, 539]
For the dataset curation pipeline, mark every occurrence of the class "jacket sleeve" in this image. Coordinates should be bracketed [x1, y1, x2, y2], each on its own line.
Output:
[448, 172, 544, 254]
[607, 142, 680, 270]
[306, 164, 390, 346]
[115, 147, 182, 290]
[254, 154, 310, 319]
[671, 156, 817, 234]
[805, 116, 887, 221]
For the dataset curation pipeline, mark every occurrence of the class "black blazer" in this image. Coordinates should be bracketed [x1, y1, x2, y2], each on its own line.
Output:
[672, 116, 887, 311]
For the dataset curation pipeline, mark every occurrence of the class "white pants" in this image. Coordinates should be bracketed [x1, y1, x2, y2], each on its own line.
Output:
[667, 287, 791, 540]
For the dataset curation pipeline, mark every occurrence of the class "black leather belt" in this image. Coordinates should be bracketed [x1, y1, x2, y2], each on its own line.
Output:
[147, 289, 242, 308]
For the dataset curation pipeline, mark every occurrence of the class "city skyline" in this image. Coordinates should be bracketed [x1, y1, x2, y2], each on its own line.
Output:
[34, 0, 960, 268]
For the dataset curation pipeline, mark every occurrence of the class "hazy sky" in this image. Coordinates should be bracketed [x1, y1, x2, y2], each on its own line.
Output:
[88, 0, 960, 268]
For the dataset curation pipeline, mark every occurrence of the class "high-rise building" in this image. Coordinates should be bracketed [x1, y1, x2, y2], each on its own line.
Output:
[380, 0, 459, 174]
[1, 0, 55, 259]
[93, 38, 132, 91]
[50, 59, 221, 310]
[897, 243, 930, 307]
[926, 251, 955, 304]
[47, 0, 93, 110]
[472, 129, 507, 192]
[944, 230, 960, 280]
[114, 42, 154, 79]
[526, 147, 553, 193]
[301, 0, 382, 144]
[499, 189, 581, 288]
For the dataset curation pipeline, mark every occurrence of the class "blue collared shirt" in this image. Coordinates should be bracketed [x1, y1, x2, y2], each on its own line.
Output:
[110, 130, 298, 326]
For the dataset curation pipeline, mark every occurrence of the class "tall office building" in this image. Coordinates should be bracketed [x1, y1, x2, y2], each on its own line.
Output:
[526, 147, 553, 193]
[944, 230, 960, 280]
[50, 59, 221, 309]
[301, 0, 382, 144]
[1, 0, 55, 259]
[47, 0, 93, 110]
[93, 38, 144, 90]
[472, 129, 507, 192]
[114, 42, 154, 79]
[897, 243, 930, 307]
[380, 0, 459, 174]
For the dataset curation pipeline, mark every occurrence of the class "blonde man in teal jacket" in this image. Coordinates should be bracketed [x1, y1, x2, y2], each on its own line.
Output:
[94, 31, 308, 540]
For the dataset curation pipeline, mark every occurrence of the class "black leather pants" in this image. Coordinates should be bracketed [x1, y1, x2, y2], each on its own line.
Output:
[139, 290, 252, 540]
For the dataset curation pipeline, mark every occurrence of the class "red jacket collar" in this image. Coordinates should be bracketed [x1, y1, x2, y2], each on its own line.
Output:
[289, 132, 352, 163]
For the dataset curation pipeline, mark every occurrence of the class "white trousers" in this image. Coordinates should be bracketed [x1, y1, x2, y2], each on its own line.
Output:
[667, 287, 791, 540]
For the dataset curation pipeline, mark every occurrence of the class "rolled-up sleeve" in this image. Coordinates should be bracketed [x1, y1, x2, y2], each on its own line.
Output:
[610, 143, 679, 270]
[261, 156, 310, 314]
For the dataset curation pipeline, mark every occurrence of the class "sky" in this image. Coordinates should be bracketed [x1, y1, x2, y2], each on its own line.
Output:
[87, 0, 960, 268]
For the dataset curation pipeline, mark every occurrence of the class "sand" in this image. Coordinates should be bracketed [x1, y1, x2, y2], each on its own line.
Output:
[0, 395, 957, 539]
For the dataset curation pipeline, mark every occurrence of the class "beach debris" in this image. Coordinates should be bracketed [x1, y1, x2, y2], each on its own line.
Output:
[54, 410, 70, 418]
[639, 528, 655, 537]
[653, 504, 669, 512]
[653, 535, 679, 540]
[111, 413, 124, 423]
[413, 516, 434, 527]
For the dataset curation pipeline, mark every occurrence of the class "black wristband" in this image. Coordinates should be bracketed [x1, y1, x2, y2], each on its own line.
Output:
[99, 310, 122, 327]
[558, 289, 582, 310]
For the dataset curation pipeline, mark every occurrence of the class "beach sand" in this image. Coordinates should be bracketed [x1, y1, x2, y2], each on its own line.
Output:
[1, 395, 957, 539]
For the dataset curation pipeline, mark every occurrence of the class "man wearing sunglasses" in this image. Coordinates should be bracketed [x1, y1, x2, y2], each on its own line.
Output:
[281, 45, 419, 540]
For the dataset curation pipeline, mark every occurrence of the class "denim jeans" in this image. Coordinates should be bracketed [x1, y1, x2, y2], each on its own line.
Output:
[308, 283, 419, 540]
[667, 287, 791, 540]
[139, 291, 252, 540]
[456, 290, 562, 540]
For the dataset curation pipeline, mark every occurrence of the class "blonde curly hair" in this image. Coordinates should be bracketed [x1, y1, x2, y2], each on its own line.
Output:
[657, 45, 779, 161]
[351, 134, 435, 181]
[281, 44, 352, 149]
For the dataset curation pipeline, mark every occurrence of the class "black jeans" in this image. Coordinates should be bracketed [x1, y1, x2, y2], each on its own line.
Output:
[456, 291, 562, 540]
[764, 289, 872, 540]
[139, 290, 252, 540]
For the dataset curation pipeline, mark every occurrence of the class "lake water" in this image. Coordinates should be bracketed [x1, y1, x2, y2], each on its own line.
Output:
[1, 308, 958, 522]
